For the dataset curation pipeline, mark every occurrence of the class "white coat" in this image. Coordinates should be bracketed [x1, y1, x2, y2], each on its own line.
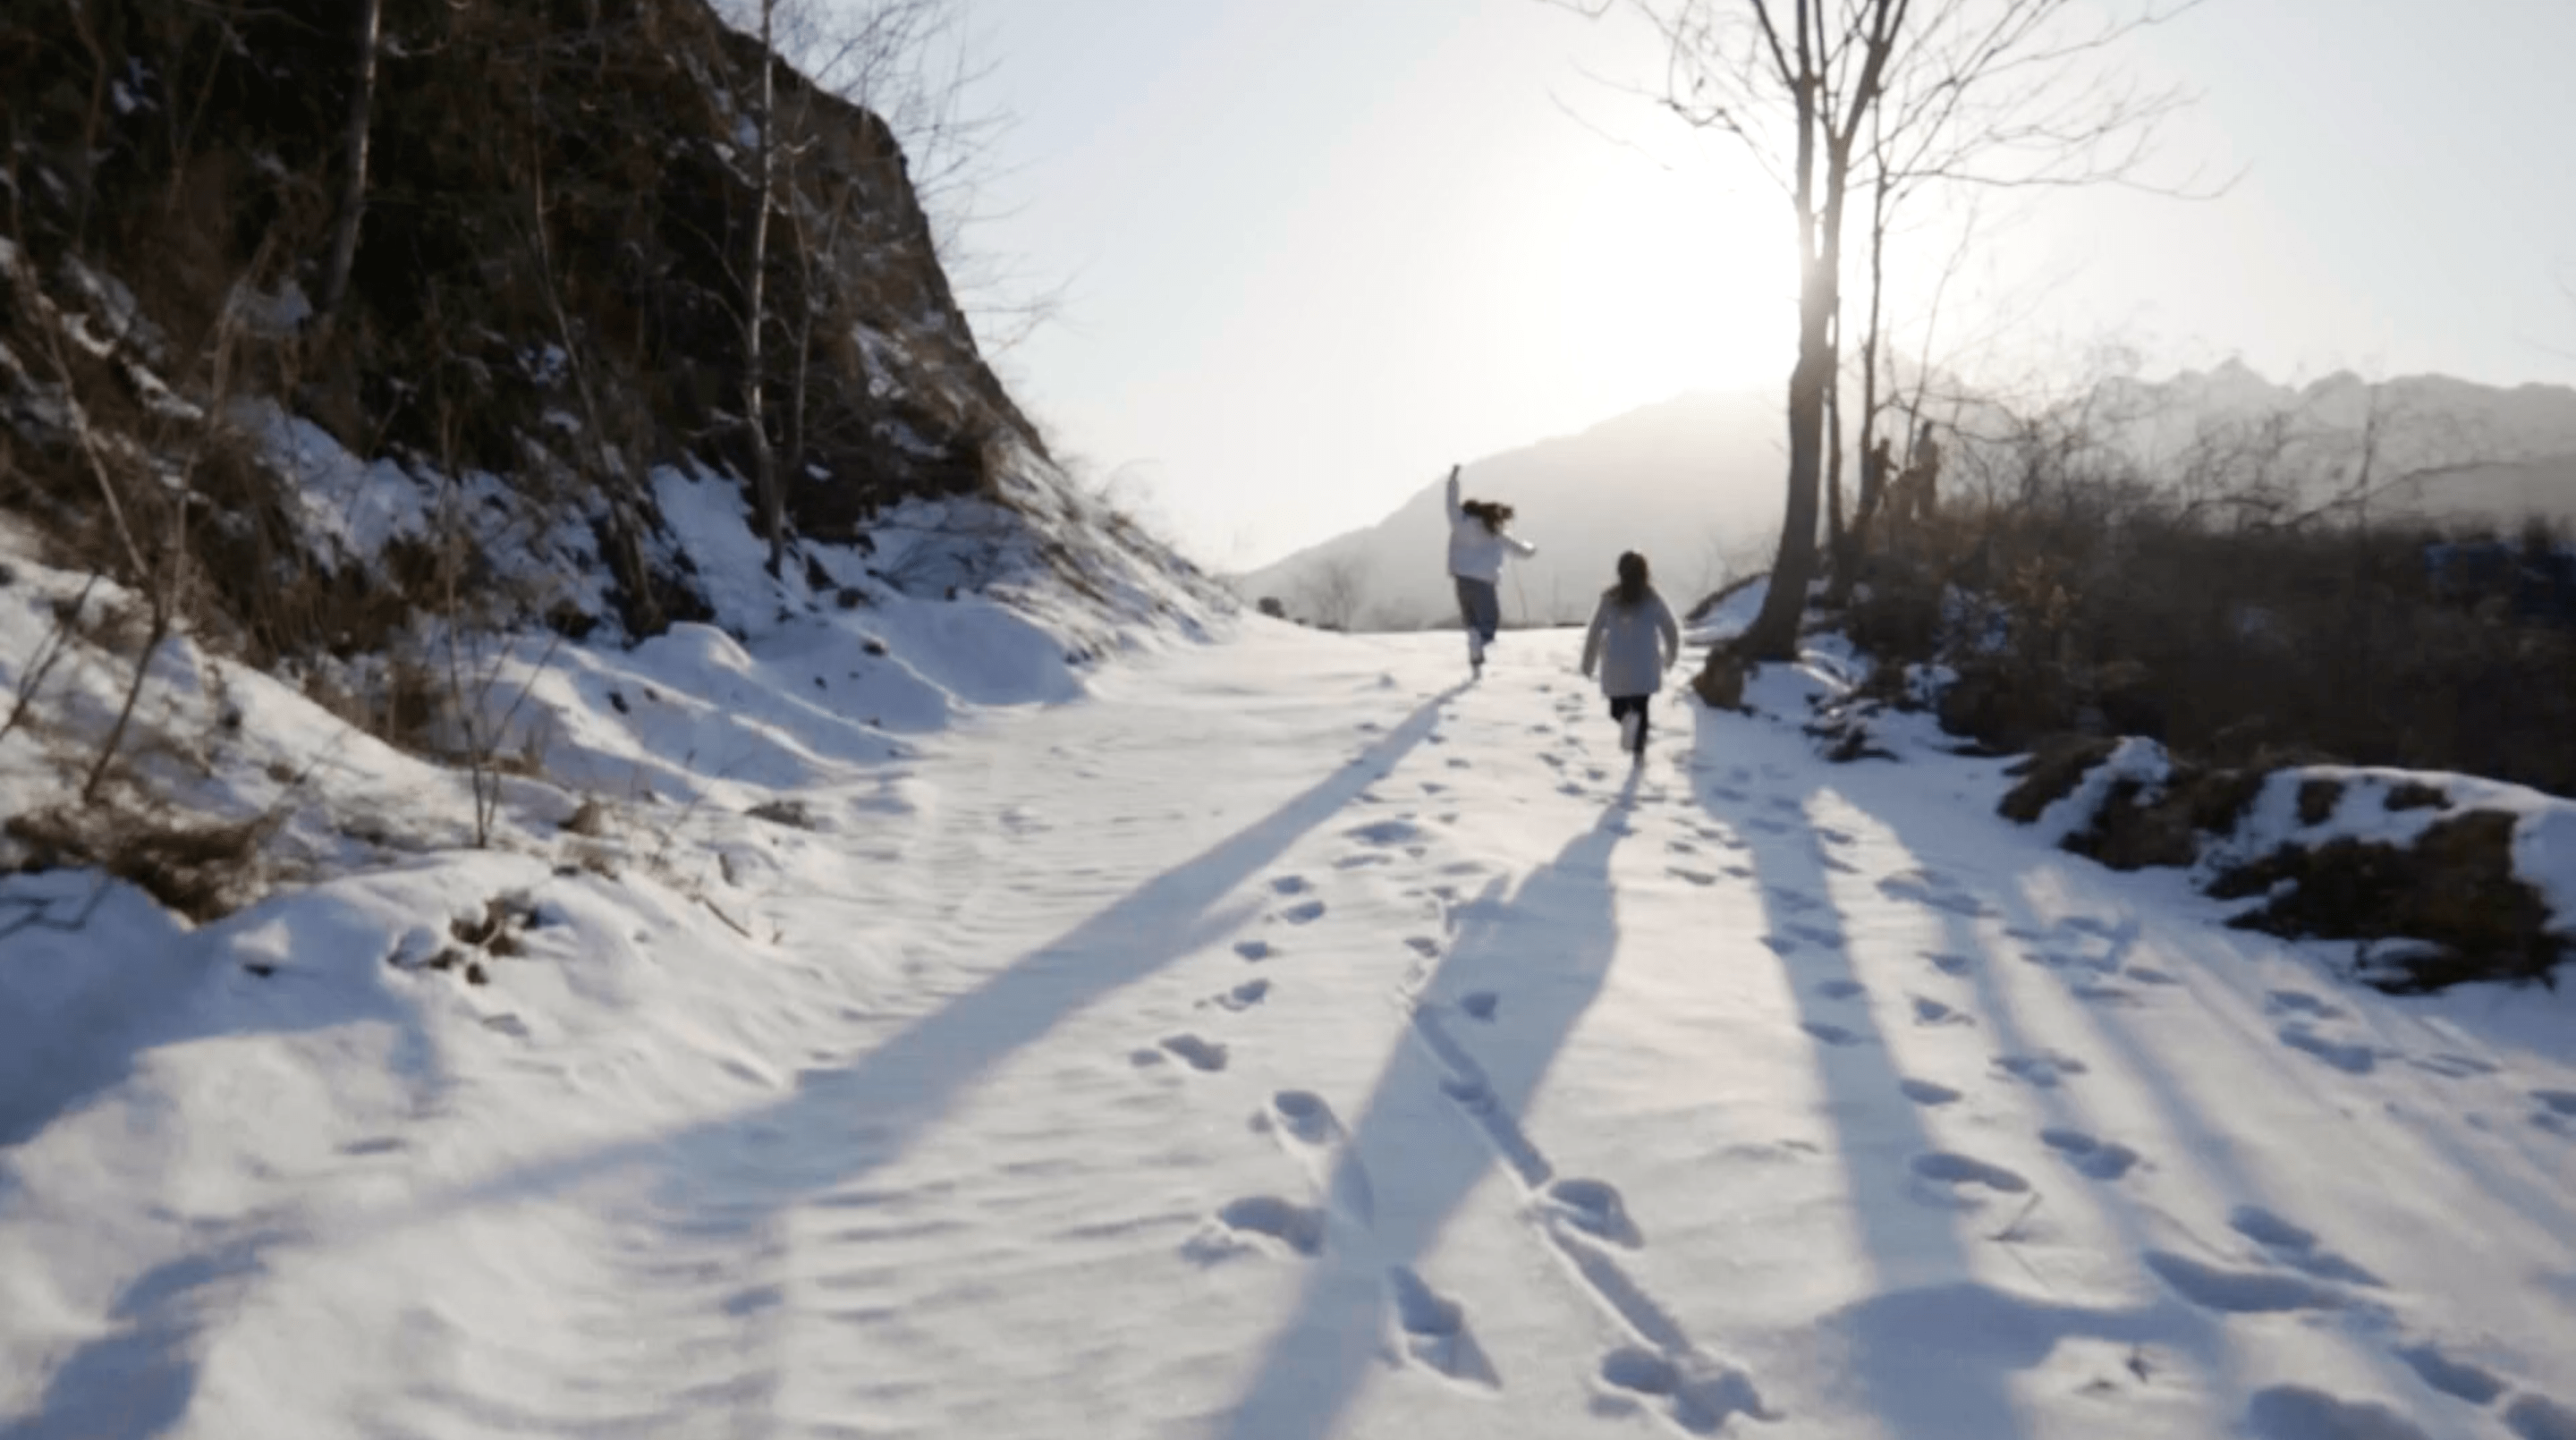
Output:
[1445, 470, 1536, 582]
[1580, 587, 1681, 699]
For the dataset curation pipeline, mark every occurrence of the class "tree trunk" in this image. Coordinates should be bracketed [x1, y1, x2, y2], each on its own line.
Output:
[1742, 258, 1834, 660]
[1825, 306, 1846, 556]
[1743, 161, 1851, 658]
[745, 0, 785, 573]
[1827, 152, 1894, 603]
[317, 0, 383, 320]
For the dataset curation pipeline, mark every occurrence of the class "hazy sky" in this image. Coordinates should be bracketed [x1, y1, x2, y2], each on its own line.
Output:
[939, 0, 2576, 571]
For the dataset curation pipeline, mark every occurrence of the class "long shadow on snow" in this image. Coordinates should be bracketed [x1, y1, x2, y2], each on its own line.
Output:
[1746, 699, 2475, 1427]
[1690, 701, 2190, 1440]
[1214, 779, 1635, 1440]
[395, 685, 1467, 1231]
[0, 878, 448, 1439]
[1899, 848, 2516, 1419]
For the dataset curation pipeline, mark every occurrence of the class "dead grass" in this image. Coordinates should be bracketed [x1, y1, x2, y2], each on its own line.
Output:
[1842, 499, 2576, 796]
[4, 801, 274, 922]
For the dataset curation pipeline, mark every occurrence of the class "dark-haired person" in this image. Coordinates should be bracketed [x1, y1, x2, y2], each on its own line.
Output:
[1579, 550, 1681, 763]
[1444, 463, 1538, 676]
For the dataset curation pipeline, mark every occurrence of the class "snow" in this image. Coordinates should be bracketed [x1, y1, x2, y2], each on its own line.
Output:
[6, 605, 2576, 1438]
[2203, 766, 2576, 941]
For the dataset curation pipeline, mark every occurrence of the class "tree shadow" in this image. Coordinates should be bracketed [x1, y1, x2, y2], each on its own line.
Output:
[0, 1227, 291, 1440]
[371, 683, 1469, 1236]
[1212, 775, 1638, 1440]
[1784, 716, 2465, 1427]
[1689, 707, 2046, 1440]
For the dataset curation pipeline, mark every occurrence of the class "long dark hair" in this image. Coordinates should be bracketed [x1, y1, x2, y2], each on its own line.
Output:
[1614, 551, 1650, 607]
[1462, 499, 1513, 535]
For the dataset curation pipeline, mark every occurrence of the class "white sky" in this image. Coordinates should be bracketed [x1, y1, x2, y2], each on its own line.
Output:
[938, 0, 2576, 571]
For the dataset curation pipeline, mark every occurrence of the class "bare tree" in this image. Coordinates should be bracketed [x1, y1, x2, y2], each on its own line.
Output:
[1299, 555, 1373, 632]
[315, 0, 385, 323]
[742, 0, 789, 573]
[714, 0, 1000, 571]
[1561, 0, 2207, 657]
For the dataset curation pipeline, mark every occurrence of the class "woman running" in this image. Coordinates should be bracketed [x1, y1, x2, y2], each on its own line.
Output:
[1445, 464, 1538, 676]
[1580, 550, 1681, 762]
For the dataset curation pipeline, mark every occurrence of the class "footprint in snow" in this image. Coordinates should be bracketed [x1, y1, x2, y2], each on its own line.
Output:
[1760, 934, 1802, 957]
[1820, 854, 1862, 875]
[1210, 978, 1272, 1012]
[1459, 991, 1499, 1021]
[2144, 1252, 2342, 1314]
[1910, 1151, 2030, 1196]
[1767, 886, 1826, 913]
[1911, 995, 1973, 1027]
[1876, 869, 1996, 918]
[1994, 1052, 2089, 1088]
[2125, 965, 2182, 986]
[2392, 1344, 2506, 1405]
[1159, 1035, 1230, 1072]
[1186, 1196, 1326, 1261]
[2533, 1090, 2576, 1133]
[2407, 1052, 2498, 1079]
[1898, 1079, 1962, 1106]
[2265, 989, 2345, 1021]
[2229, 1207, 2382, 1286]
[1667, 867, 1719, 887]
[1272, 875, 1314, 896]
[1335, 853, 1395, 870]
[1801, 1021, 1865, 1047]
[1815, 978, 1867, 1000]
[1279, 900, 1328, 925]
[2056, 915, 2121, 939]
[2246, 1387, 2428, 1440]
[1403, 936, 1441, 958]
[1347, 818, 1428, 846]
[2504, 1393, 2576, 1440]
[2070, 980, 2140, 1006]
[1921, 950, 1975, 976]
[1540, 1177, 1643, 1248]
[1234, 939, 1275, 961]
[1667, 839, 1701, 855]
[1263, 1090, 1375, 1224]
[1784, 922, 1846, 950]
[1595, 1349, 1771, 1436]
[2040, 1128, 2142, 1181]
[1747, 816, 1795, 835]
[1385, 1266, 1499, 1388]
[2277, 1022, 2379, 1075]
[1447, 757, 1472, 770]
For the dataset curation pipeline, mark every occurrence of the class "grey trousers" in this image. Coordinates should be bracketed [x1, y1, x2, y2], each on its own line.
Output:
[1453, 576, 1501, 643]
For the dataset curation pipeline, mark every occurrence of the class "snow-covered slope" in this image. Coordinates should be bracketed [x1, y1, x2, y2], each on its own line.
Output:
[7, 606, 2575, 1439]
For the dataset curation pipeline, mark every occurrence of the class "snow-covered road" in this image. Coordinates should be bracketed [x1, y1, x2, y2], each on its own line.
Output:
[6, 621, 2576, 1439]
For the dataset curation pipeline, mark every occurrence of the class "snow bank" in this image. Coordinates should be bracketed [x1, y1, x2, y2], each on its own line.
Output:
[2208, 765, 2576, 941]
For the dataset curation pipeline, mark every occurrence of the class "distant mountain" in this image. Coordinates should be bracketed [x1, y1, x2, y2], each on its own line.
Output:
[1242, 391, 1795, 630]
[1245, 364, 2576, 631]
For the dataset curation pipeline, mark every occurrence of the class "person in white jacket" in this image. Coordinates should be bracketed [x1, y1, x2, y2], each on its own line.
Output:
[1580, 551, 1681, 762]
[1444, 464, 1538, 675]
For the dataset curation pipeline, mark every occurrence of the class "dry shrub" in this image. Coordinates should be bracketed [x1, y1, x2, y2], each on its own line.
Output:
[5, 802, 273, 921]
[1851, 494, 2576, 796]
[2207, 812, 2561, 992]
